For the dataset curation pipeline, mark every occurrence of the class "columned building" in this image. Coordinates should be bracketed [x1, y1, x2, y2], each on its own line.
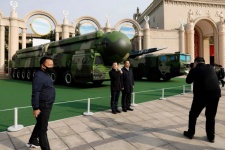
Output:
[133, 0, 225, 66]
[1, 0, 225, 75]
[0, 3, 142, 75]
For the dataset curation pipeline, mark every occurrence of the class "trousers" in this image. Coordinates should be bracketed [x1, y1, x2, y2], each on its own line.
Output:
[188, 96, 219, 139]
[29, 103, 52, 150]
[121, 91, 131, 109]
[111, 91, 120, 111]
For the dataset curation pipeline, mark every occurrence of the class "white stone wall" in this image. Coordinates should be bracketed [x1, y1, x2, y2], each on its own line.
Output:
[163, 1, 224, 30]
[150, 3, 164, 29]
[139, 2, 164, 29]
[150, 29, 180, 53]
[135, 0, 225, 65]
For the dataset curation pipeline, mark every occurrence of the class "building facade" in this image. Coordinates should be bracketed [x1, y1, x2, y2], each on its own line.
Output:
[133, 0, 225, 65]
[0, 2, 153, 74]
[1, 0, 225, 75]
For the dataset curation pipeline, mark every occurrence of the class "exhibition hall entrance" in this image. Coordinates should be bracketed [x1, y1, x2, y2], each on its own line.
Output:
[194, 19, 217, 65]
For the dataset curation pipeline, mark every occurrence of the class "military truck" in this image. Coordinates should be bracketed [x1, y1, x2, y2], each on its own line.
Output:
[10, 31, 161, 85]
[130, 52, 191, 81]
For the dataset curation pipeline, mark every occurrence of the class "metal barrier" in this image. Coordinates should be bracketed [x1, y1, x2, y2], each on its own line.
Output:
[83, 98, 94, 116]
[7, 107, 24, 132]
[131, 93, 138, 107]
[1, 84, 192, 132]
[159, 88, 166, 100]
[181, 85, 186, 95]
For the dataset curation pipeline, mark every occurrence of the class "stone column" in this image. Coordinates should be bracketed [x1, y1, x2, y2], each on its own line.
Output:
[55, 32, 59, 41]
[219, 23, 225, 67]
[179, 25, 185, 53]
[186, 22, 195, 62]
[143, 19, 150, 49]
[0, 26, 5, 73]
[104, 21, 111, 33]
[214, 32, 219, 64]
[22, 28, 26, 49]
[202, 37, 210, 64]
[62, 18, 69, 39]
[9, 10, 19, 61]
[138, 36, 142, 50]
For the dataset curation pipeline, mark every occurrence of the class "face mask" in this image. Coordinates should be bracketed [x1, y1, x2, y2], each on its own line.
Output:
[44, 65, 54, 74]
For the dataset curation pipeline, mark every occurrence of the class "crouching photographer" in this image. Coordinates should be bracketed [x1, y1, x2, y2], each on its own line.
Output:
[184, 57, 221, 143]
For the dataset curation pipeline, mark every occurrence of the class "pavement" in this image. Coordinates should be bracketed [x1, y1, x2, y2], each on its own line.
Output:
[0, 73, 9, 79]
[0, 89, 225, 150]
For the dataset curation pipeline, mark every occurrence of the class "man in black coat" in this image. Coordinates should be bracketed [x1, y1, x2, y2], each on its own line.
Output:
[184, 57, 221, 143]
[121, 60, 134, 112]
[26, 57, 55, 149]
[109, 62, 122, 114]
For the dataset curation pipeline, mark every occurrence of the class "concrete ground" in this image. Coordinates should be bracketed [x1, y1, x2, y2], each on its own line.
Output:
[0, 73, 9, 79]
[0, 90, 225, 150]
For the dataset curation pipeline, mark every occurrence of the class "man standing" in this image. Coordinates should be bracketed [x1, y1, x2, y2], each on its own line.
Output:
[121, 60, 134, 112]
[109, 62, 122, 114]
[184, 57, 221, 143]
[26, 57, 55, 150]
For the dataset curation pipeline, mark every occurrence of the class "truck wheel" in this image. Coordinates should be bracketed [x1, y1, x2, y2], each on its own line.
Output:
[147, 69, 161, 81]
[133, 68, 142, 80]
[26, 70, 32, 80]
[11, 69, 16, 79]
[21, 69, 26, 80]
[64, 71, 74, 86]
[16, 69, 21, 79]
[50, 72, 57, 83]
[163, 74, 171, 81]
[93, 80, 103, 86]
[32, 69, 36, 78]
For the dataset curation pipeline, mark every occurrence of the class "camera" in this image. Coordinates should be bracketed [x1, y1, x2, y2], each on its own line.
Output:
[190, 63, 194, 69]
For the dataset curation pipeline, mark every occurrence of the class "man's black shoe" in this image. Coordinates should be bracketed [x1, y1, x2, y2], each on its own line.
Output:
[127, 108, 133, 111]
[112, 111, 117, 114]
[208, 138, 215, 143]
[116, 110, 121, 113]
[207, 135, 215, 143]
[122, 109, 127, 112]
[26, 142, 40, 148]
[183, 131, 193, 139]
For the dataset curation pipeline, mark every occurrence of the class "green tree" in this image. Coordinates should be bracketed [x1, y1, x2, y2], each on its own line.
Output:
[42, 30, 55, 41]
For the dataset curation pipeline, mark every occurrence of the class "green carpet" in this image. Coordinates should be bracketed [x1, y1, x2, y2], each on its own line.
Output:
[0, 78, 191, 132]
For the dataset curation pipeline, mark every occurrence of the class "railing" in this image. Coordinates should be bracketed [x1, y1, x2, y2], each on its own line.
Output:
[0, 84, 192, 132]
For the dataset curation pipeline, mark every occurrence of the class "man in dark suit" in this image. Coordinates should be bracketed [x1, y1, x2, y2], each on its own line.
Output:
[121, 60, 134, 112]
[184, 57, 221, 143]
[109, 62, 122, 114]
[26, 57, 55, 149]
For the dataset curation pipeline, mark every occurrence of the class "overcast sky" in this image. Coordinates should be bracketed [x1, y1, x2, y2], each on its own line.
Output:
[0, 0, 153, 26]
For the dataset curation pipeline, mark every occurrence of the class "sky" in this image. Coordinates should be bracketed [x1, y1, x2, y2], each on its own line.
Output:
[0, 0, 153, 26]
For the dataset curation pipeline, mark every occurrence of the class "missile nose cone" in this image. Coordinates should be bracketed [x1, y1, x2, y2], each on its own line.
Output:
[99, 31, 132, 65]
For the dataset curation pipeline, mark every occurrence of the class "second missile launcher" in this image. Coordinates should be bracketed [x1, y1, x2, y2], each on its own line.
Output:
[130, 52, 191, 81]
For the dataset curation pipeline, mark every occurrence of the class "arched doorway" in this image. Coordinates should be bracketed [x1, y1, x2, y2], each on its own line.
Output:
[194, 19, 217, 64]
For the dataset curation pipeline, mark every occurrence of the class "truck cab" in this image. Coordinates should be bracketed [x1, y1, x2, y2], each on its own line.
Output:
[130, 52, 191, 81]
[70, 49, 110, 85]
[158, 53, 191, 80]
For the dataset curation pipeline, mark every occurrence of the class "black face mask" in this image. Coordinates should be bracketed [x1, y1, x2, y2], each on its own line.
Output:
[44, 65, 54, 74]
